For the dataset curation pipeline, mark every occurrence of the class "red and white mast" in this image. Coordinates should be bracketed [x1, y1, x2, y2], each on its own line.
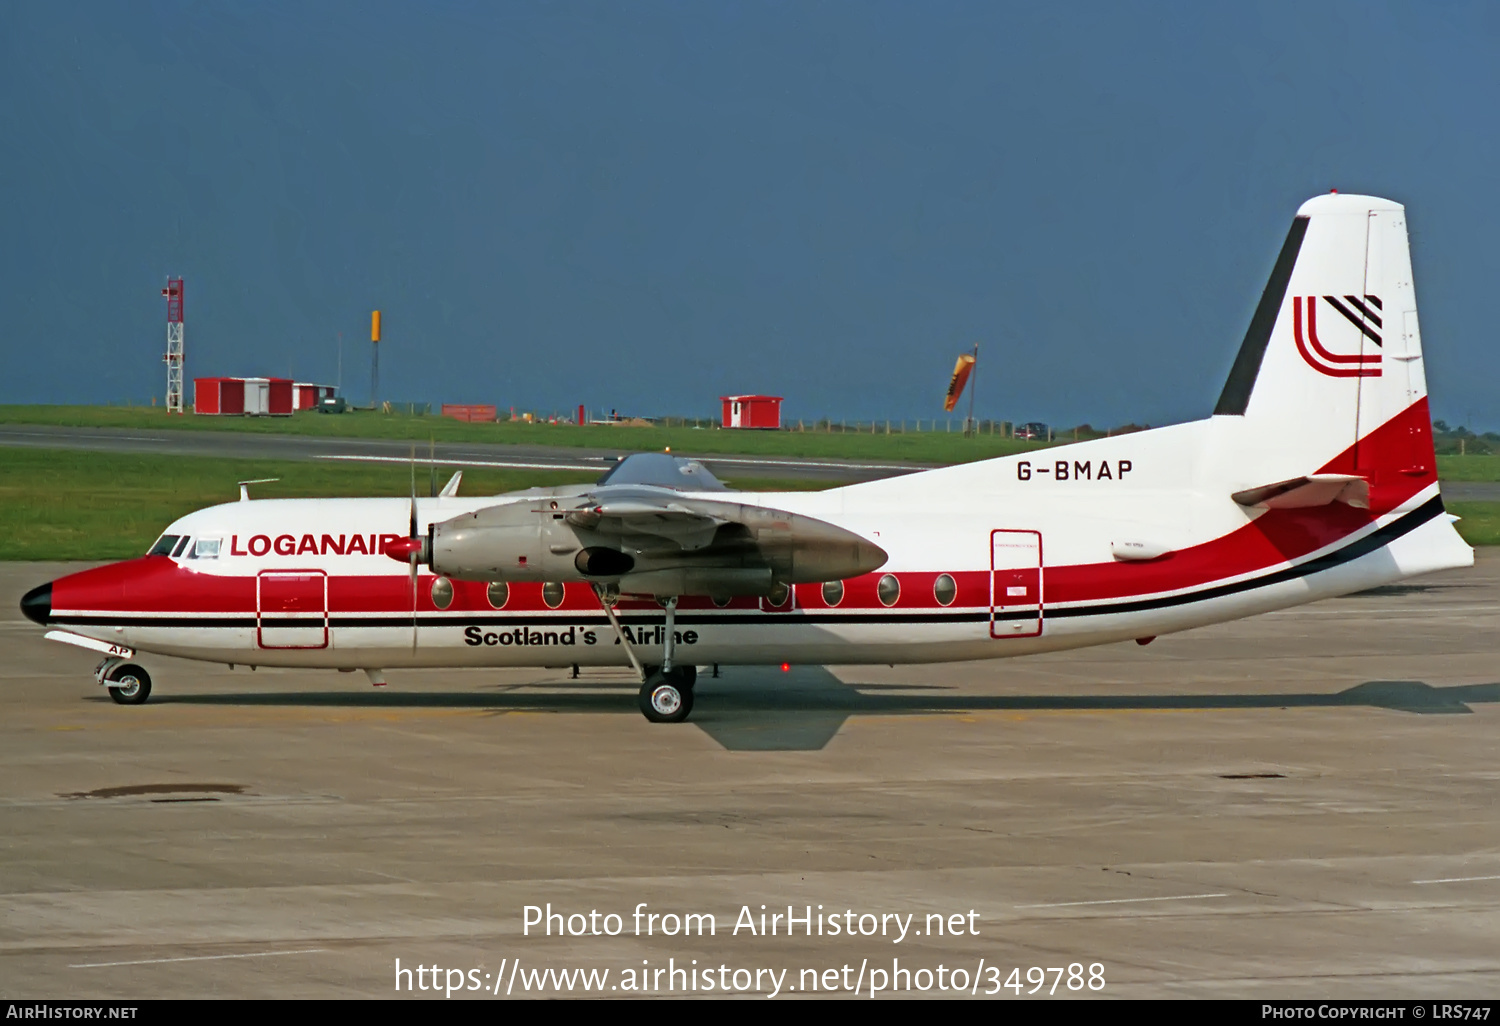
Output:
[162, 278, 184, 413]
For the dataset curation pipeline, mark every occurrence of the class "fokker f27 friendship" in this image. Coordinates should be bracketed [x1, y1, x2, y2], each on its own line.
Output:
[21, 194, 1471, 722]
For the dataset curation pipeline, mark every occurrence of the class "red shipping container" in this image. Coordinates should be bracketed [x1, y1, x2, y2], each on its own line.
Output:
[266, 378, 294, 416]
[442, 404, 498, 423]
[193, 378, 245, 415]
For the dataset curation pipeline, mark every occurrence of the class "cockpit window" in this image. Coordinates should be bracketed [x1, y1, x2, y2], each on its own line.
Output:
[148, 534, 181, 557]
[192, 537, 222, 559]
[171, 536, 192, 558]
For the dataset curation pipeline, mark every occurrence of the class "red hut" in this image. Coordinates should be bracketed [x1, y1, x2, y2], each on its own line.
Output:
[720, 395, 783, 429]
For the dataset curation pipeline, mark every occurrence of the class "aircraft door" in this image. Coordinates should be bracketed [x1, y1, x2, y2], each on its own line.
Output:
[257, 570, 329, 649]
[990, 530, 1043, 638]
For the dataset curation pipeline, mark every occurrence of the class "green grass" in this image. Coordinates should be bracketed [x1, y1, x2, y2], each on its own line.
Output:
[1447, 502, 1500, 547]
[12, 406, 1500, 480]
[0, 404, 1047, 463]
[0, 448, 832, 561]
[1435, 455, 1500, 482]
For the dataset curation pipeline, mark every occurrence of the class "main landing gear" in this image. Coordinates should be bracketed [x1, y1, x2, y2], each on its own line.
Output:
[596, 588, 698, 724]
[638, 595, 698, 723]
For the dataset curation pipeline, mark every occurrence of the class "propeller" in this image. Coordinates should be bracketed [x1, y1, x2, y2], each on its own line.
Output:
[410, 445, 419, 652]
[380, 445, 433, 652]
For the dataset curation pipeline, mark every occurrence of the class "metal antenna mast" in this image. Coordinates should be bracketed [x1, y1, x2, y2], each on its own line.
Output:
[370, 310, 381, 410]
[162, 278, 185, 414]
[965, 343, 979, 436]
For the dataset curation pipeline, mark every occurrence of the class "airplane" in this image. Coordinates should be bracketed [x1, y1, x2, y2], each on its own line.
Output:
[20, 193, 1472, 723]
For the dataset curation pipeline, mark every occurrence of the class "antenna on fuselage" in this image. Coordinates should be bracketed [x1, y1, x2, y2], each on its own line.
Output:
[238, 478, 279, 502]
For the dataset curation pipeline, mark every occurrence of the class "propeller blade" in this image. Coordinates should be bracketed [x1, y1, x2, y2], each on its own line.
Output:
[410, 551, 419, 654]
[410, 443, 419, 653]
[408, 445, 418, 536]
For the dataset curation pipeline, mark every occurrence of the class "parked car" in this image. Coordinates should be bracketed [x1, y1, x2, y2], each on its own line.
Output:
[1014, 422, 1049, 440]
[316, 396, 348, 414]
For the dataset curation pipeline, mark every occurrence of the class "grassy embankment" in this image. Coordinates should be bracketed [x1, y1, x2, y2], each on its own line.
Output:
[0, 449, 823, 561]
[1433, 455, 1500, 481]
[0, 405, 1044, 463]
[7, 407, 1499, 475]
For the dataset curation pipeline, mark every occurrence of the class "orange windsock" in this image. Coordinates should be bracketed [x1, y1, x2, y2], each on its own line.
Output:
[943, 353, 976, 411]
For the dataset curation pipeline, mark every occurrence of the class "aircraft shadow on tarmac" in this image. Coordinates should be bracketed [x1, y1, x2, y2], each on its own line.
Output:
[150, 667, 1500, 752]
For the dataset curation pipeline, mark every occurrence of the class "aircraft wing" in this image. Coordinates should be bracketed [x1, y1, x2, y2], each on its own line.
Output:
[428, 482, 887, 594]
[1232, 474, 1369, 510]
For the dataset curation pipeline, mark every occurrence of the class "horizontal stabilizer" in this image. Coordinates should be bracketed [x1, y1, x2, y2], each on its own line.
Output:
[1232, 474, 1368, 510]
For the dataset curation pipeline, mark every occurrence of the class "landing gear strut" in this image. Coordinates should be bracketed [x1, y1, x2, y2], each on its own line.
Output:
[595, 588, 699, 723]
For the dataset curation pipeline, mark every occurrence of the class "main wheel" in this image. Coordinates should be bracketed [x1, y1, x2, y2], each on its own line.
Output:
[106, 664, 152, 705]
[638, 673, 694, 723]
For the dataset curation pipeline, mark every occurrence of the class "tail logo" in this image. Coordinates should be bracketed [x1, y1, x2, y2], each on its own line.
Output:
[1292, 294, 1383, 378]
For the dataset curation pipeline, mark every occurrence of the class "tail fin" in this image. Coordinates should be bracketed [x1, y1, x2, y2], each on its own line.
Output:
[1214, 194, 1435, 511]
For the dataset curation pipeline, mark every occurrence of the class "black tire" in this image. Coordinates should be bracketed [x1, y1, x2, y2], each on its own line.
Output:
[638, 673, 694, 723]
[106, 664, 152, 705]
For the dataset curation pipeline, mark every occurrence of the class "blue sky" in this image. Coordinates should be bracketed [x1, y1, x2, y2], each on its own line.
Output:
[2, 1, 1496, 428]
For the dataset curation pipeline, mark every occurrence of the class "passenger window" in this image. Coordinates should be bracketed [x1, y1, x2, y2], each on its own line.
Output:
[193, 537, 222, 559]
[148, 535, 180, 557]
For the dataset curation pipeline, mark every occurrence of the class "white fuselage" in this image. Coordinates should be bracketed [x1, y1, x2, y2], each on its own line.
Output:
[41, 414, 1470, 674]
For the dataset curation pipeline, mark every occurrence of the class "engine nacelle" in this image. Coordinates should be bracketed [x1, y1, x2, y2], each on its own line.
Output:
[427, 494, 887, 597]
[430, 501, 592, 582]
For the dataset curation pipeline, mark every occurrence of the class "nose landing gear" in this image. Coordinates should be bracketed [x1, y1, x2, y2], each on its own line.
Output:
[100, 661, 153, 705]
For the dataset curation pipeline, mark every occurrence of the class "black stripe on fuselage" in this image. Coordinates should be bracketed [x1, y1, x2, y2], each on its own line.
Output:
[47, 497, 1442, 633]
[1047, 494, 1443, 619]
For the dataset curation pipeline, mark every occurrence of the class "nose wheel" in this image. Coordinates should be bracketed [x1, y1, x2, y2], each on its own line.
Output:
[105, 664, 152, 705]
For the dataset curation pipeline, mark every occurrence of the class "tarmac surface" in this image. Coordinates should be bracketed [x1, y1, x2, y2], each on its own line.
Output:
[0, 424, 930, 484]
[2, 555, 1498, 999]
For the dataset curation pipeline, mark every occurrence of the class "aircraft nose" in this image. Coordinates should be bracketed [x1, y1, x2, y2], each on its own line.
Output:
[20, 582, 52, 625]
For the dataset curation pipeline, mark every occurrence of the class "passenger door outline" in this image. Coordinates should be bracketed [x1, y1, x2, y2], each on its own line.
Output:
[257, 570, 329, 650]
[990, 530, 1043, 639]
